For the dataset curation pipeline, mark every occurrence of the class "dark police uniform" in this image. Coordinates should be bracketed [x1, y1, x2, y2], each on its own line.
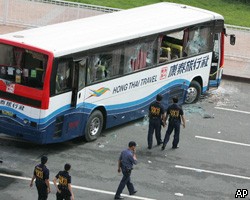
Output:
[114, 148, 137, 199]
[147, 100, 165, 148]
[33, 164, 49, 200]
[162, 103, 184, 149]
[55, 170, 72, 200]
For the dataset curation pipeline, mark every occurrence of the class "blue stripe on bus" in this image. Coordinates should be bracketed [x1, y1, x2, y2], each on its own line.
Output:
[81, 79, 189, 110]
[0, 79, 190, 125]
[209, 78, 221, 87]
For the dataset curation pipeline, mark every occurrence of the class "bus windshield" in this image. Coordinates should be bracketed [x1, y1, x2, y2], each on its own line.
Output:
[0, 44, 48, 89]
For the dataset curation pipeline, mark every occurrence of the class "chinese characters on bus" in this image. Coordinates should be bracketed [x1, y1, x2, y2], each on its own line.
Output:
[168, 55, 210, 78]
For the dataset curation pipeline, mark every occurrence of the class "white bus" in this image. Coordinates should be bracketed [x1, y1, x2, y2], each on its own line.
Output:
[0, 3, 234, 144]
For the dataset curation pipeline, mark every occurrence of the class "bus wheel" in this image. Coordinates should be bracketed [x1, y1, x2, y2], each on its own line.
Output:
[85, 110, 103, 142]
[185, 80, 201, 104]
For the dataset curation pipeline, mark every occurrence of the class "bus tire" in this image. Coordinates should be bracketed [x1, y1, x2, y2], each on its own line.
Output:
[185, 80, 201, 104]
[85, 110, 103, 142]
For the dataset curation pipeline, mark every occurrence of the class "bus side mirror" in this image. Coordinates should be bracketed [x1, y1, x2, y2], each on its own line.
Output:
[230, 34, 236, 45]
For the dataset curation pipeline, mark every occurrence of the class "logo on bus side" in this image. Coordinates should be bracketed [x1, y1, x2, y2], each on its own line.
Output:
[87, 87, 110, 99]
[160, 66, 168, 80]
[87, 74, 158, 97]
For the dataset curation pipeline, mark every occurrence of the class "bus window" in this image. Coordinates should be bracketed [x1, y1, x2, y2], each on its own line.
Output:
[160, 31, 184, 61]
[56, 61, 71, 94]
[87, 54, 106, 83]
[86, 49, 123, 84]
[184, 26, 212, 56]
[97, 54, 112, 79]
[0, 44, 47, 89]
[123, 39, 158, 74]
[23, 51, 46, 88]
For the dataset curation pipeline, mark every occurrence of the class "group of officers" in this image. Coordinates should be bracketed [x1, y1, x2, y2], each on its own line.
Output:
[30, 156, 74, 200]
[30, 94, 185, 200]
[148, 94, 186, 150]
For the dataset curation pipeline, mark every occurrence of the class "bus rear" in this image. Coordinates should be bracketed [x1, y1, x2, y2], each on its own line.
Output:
[0, 40, 52, 143]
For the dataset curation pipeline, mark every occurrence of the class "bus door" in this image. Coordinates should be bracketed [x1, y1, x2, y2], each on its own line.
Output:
[53, 58, 83, 140]
[71, 57, 88, 107]
[209, 26, 236, 88]
[209, 32, 224, 87]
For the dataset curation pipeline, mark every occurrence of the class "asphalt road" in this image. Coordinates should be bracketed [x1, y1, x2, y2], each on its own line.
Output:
[0, 79, 250, 200]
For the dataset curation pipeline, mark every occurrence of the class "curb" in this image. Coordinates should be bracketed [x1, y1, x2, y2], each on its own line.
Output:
[222, 74, 250, 84]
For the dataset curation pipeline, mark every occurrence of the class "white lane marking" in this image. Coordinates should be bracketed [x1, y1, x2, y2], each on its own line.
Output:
[72, 184, 156, 200]
[0, 173, 156, 200]
[175, 165, 250, 180]
[215, 107, 250, 115]
[195, 136, 250, 147]
[0, 173, 31, 181]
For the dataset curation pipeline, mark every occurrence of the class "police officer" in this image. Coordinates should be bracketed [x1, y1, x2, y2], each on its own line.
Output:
[162, 97, 185, 150]
[147, 94, 166, 149]
[30, 155, 50, 200]
[114, 141, 137, 200]
[53, 163, 74, 200]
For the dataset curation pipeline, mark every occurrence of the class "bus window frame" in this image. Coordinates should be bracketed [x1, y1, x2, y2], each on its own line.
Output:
[51, 57, 73, 96]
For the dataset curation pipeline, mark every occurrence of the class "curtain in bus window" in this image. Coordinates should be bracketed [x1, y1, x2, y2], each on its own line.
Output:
[182, 29, 189, 56]
[0, 44, 14, 80]
[136, 48, 147, 69]
[123, 44, 138, 73]
[144, 38, 158, 67]
[12, 48, 23, 84]
[110, 49, 122, 77]
[78, 58, 87, 88]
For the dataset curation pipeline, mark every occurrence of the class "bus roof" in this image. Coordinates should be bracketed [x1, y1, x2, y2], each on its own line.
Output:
[0, 3, 224, 57]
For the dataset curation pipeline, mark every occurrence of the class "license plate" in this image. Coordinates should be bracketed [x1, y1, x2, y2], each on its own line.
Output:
[2, 110, 14, 117]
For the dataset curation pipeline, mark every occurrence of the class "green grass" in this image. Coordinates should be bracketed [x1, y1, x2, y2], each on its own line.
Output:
[67, 0, 250, 27]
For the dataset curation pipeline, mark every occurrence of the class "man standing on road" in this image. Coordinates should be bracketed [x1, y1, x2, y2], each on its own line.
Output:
[114, 141, 138, 200]
[30, 155, 50, 200]
[53, 163, 74, 200]
[162, 97, 185, 150]
[147, 94, 166, 149]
